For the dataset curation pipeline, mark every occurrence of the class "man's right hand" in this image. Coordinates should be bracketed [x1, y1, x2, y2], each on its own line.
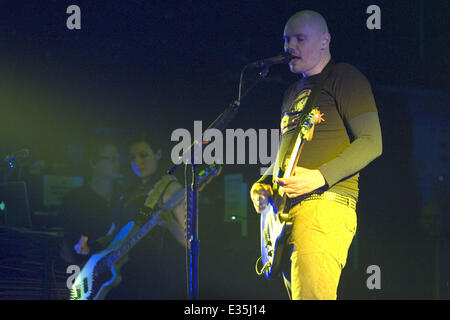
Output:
[250, 183, 273, 213]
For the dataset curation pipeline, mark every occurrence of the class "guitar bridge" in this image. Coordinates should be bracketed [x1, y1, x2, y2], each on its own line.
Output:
[263, 231, 271, 247]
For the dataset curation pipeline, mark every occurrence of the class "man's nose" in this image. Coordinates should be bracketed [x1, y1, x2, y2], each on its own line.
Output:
[284, 41, 296, 53]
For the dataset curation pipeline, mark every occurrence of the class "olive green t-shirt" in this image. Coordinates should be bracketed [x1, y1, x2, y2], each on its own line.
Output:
[259, 61, 382, 201]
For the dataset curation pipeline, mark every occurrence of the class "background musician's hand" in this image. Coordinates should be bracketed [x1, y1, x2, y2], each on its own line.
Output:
[274, 167, 326, 198]
[74, 235, 90, 255]
[250, 183, 273, 213]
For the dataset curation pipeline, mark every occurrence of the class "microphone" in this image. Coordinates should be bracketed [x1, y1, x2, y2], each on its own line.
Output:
[247, 52, 293, 69]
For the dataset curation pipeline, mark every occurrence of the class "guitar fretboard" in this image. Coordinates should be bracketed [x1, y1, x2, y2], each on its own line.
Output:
[110, 189, 186, 263]
[101, 164, 221, 267]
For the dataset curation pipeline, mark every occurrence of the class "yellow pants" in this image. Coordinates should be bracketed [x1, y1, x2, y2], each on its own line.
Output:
[283, 199, 357, 300]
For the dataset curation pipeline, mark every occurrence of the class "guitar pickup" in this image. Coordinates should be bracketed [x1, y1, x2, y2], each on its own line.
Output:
[83, 278, 89, 293]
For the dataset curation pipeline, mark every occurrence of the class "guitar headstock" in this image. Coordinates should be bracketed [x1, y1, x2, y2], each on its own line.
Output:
[300, 108, 324, 141]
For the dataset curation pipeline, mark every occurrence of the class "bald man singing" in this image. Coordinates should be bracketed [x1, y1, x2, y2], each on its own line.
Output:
[251, 10, 382, 300]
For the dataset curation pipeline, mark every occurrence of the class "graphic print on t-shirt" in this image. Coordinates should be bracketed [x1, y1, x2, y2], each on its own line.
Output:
[291, 88, 311, 112]
[280, 88, 312, 136]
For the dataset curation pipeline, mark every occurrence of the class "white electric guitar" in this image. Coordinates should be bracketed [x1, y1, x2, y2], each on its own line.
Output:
[256, 108, 322, 279]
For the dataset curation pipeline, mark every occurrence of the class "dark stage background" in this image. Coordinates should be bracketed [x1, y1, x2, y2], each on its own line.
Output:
[0, 0, 448, 300]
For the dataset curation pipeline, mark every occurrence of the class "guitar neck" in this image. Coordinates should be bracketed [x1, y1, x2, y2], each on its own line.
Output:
[281, 112, 318, 181]
[112, 189, 186, 262]
[284, 134, 305, 179]
[108, 164, 221, 263]
[274, 119, 316, 211]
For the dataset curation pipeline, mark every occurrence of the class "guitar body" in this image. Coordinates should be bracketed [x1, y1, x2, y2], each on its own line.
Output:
[256, 108, 321, 279]
[70, 222, 134, 300]
[259, 200, 292, 279]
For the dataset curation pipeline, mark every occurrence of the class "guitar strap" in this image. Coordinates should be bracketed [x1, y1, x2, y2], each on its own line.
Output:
[296, 60, 335, 128]
[273, 61, 335, 180]
[135, 174, 179, 226]
[144, 175, 178, 209]
[95, 175, 178, 247]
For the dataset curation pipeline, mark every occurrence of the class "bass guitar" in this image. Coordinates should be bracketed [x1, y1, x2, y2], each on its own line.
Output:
[69, 163, 221, 300]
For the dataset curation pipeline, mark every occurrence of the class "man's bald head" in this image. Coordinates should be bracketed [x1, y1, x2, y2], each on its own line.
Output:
[284, 10, 329, 37]
[283, 10, 331, 76]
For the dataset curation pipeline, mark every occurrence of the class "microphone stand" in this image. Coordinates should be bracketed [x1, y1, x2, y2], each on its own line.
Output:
[167, 63, 272, 300]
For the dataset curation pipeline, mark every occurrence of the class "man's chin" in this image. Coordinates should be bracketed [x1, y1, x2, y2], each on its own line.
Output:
[289, 65, 304, 74]
[288, 60, 304, 74]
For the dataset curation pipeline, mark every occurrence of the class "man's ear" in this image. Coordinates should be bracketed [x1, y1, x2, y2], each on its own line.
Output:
[321, 32, 331, 48]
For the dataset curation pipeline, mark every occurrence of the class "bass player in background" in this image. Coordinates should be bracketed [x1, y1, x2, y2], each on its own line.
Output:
[106, 129, 186, 299]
